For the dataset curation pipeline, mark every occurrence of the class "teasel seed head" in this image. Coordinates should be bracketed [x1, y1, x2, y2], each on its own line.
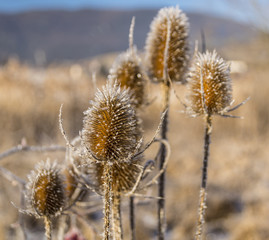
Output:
[87, 158, 142, 195]
[109, 17, 146, 108]
[26, 160, 66, 218]
[145, 6, 189, 83]
[109, 47, 146, 108]
[82, 80, 142, 165]
[187, 50, 233, 116]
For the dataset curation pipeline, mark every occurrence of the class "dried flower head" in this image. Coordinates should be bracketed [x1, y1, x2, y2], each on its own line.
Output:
[145, 6, 189, 83]
[109, 47, 146, 108]
[26, 160, 66, 218]
[82, 80, 142, 164]
[187, 50, 233, 116]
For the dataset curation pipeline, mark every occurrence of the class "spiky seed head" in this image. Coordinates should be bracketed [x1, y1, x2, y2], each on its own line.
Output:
[187, 50, 233, 116]
[109, 48, 146, 108]
[88, 158, 142, 195]
[145, 6, 189, 83]
[82, 80, 142, 164]
[26, 160, 66, 218]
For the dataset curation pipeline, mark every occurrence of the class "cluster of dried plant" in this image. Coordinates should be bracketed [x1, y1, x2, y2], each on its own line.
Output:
[0, 5, 247, 240]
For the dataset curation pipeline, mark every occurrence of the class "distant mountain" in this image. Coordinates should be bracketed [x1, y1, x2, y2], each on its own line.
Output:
[0, 9, 256, 63]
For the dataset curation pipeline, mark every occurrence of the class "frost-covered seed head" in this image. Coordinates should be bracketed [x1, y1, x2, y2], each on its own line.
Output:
[82, 80, 142, 164]
[187, 50, 233, 116]
[26, 160, 66, 218]
[145, 6, 189, 83]
[109, 47, 146, 108]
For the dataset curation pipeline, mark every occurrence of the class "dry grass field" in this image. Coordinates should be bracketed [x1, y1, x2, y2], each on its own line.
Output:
[0, 35, 269, 240]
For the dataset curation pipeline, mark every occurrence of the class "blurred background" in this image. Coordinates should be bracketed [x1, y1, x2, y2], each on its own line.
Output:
[0, 0, 269, 239]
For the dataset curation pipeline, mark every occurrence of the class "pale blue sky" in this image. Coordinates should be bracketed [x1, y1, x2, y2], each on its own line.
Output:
[0, 0, 267, 25]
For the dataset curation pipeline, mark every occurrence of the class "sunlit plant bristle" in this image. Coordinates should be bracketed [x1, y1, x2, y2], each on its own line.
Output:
[82, 80, 142, 164]
[145, 6, 189, 83]
[187, 50, 233, 116]
[26, 160, 66, 218]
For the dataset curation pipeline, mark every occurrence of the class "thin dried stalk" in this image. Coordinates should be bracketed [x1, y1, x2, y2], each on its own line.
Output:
[112, 191, 123, 240]
[0, 144, 65, 161]
[195, 114, 212, 240]
[44, 216, 52, 240]
[103, 164, 112, 240]
[129, 196, 136, 240]
[158, 92, 169, 240]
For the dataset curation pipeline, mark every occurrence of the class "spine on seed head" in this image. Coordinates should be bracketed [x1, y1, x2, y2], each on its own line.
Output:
[145, 6, 189, 83]
[187, 50, 233, 116]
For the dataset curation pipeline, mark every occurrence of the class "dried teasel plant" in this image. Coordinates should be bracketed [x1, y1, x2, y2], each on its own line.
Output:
[145, 6, 190, 239]
[109, 17, 147, 109]
[81, 80, 143, 240]
[23, 159, 67, 240]
[186, 50, 248, 240]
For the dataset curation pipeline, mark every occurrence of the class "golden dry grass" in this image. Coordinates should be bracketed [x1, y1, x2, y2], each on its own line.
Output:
[0, 37, 269, 239]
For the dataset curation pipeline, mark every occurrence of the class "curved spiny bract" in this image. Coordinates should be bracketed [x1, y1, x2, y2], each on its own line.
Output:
[187, 50, 233, 116]
[109, 48, 146, 108]
[26, 160, 66, 218]
[145, 6, 189, 83]
[63, 164, 77, 199]
[82, 80, 142, 165]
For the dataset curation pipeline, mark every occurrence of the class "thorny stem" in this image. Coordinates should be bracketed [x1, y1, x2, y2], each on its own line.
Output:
[112, 190, 123, 240]
[44, 216, 52, 240]
[130, 196, 136, 240]
[158, 82, 170, 240]
[103, 164, 112, 240]
[195, 114, 212, 240]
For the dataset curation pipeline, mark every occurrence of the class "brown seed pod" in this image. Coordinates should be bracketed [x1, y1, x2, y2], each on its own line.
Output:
[82, 80, 142, 164]
[26, 160, 66, 218]
[187, 50, 233, 116]
[109, 47, 146, 108]
[145, 6, 189, 83]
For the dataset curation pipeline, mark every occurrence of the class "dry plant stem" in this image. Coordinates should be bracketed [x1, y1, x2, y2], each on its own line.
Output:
[19, 185, 27, 240]
[57, 215, 68, 240]
[112, 190, 123, 240]
[0, 145, 65, 161]
[129, 196, 136, 240]
[195, 114, 212, 240]
[44, 216, 52, 240]
[103, 164, 112, 240]
[158, 82, 170, 240]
